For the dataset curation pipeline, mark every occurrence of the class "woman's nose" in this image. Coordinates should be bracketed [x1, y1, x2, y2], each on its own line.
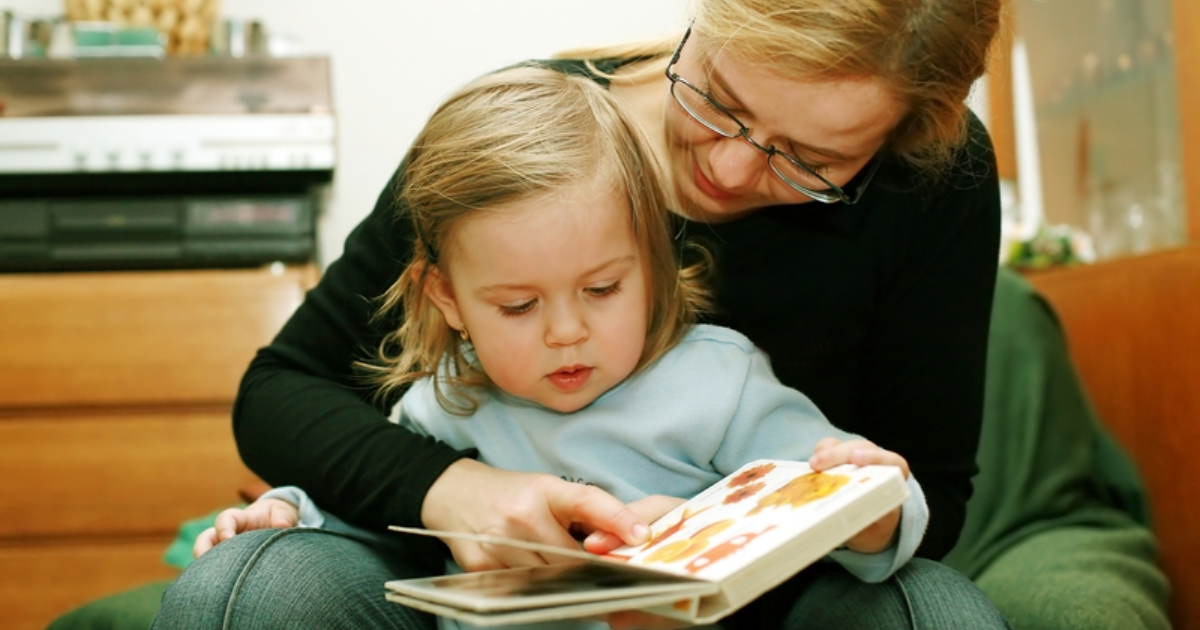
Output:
[706, 134, 769, 191]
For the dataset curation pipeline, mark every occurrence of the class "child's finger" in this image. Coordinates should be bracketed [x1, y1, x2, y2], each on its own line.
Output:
[214, 508, 249, 542]
[813, 437, 842, 452]
[192, 527, 218, 559]
[809, 439, 876, 470]
[849, 447, 910, 477]
[269, 503, 298, 528]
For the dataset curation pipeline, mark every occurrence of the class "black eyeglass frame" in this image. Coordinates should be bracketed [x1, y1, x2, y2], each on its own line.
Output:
[664, 27, 883, 205]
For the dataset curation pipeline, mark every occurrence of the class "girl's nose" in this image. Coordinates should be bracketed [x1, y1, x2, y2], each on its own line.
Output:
[706, 134, 769, 192]
[544, 305, 588, 347]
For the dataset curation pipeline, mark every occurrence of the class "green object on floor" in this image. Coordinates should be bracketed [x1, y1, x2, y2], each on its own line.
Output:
[162, 510, 225, 570]
[45, 580, 173, 630]
[43, 510, 227, 630]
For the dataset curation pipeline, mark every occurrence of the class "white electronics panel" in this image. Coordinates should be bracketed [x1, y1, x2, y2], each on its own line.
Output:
[0, 114, 336, 174]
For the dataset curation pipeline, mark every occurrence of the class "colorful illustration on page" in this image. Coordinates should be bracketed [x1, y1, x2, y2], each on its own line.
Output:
[615, 463, 860, 578]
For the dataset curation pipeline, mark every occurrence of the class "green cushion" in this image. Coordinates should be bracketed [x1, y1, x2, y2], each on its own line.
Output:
[45, 581, 173, 630]
[974, 525, 1169, 630]
[943, 267, 1170, 629]
[44, 511, 225, 630]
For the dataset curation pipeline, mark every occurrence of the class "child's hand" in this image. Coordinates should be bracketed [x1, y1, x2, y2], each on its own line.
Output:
[808, 437, 909, 554]
[192, 498, 300, 559]
[581, 494, 685, 555]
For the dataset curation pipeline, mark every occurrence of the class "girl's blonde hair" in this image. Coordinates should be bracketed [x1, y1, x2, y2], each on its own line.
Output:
[363, 65, 710, 413]
[561, 0, 1001, 178]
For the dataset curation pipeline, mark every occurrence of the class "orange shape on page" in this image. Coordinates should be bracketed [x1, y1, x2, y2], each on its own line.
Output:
[723, 480, 766, 505]
[644, 538, 709, 565]
[683, 525, 777, 574]
[689, 519, 734, 541]
[747, 472, 850, 516]
[727, 463, 776, 488]
[642, 504, 712, 551]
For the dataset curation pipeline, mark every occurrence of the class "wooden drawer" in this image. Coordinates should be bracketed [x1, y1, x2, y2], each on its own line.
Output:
[0, 264, 317, 628]
[0, 538, 180, 630]
[0, 409, 256, 539]
[0, 265, 315, 408]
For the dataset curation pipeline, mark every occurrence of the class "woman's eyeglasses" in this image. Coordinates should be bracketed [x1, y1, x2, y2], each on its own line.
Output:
[664, 27, 882, 205]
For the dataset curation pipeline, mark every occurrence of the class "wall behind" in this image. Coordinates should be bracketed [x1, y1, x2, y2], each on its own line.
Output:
[6, 0, 691, 266]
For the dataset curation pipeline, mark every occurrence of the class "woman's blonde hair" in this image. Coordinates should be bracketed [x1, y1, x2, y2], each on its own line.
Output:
[561, 0, 1001, 178]
[362, 65, 710, 413]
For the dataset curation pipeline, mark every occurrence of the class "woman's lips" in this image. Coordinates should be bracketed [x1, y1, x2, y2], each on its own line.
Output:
[547, 366, 592, 391]
[692, 160, 736, 200]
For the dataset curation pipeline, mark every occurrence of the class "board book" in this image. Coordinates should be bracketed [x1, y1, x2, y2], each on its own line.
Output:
[385, 460, 908, 626]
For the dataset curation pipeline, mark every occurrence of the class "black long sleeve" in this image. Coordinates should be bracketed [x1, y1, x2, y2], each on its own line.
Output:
[233, 170, 474, 531]
[687, 114, 1001, 558]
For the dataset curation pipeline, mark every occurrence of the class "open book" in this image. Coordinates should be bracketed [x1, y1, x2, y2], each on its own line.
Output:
[386, 460, 908, 626]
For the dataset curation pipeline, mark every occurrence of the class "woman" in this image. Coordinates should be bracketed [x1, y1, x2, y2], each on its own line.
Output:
[152, 0, 1007, 627]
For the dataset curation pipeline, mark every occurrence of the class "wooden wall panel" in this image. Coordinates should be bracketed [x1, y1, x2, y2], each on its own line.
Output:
[1173, 0, 1200, 240]
[0, 266, 310, 408]
[987, 1, 1017, 181]
[0, 264, 318, 627]
[1027, 244, 1200, 630]
[0, 539, 180, 630]
[0, 410, 256, 539]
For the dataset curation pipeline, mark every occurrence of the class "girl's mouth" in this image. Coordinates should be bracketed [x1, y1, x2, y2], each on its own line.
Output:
[547, 366, 593, 391]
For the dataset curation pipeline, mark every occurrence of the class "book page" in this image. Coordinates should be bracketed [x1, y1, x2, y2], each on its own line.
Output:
[605, 461, 902, 582]
[391, 460, 903, 584]
[384, 561, 711, 614]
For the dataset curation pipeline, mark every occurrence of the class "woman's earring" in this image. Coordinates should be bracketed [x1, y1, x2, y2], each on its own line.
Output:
[459, 327, 469, 341]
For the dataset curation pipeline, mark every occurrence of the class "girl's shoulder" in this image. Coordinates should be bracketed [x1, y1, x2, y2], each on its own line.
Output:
[679, 324, 759, 355]
[651, 325, 767, 376]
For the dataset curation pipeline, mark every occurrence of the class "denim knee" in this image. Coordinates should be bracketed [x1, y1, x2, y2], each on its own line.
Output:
[152, 527, 437, 630]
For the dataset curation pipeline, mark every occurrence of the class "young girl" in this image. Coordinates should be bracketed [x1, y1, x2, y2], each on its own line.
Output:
[190, 65, 926, 627]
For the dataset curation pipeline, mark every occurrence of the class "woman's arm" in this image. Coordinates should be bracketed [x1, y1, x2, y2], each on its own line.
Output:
[856, 114, 1002, 559]
[233, 169, 472, 531]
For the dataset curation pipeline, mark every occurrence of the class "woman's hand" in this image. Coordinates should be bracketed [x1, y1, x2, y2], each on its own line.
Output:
[581, 494, 685, 555]
[192, 497, 300, 559]
[808, 437, 909, 553]
[421, 459, 651, 572]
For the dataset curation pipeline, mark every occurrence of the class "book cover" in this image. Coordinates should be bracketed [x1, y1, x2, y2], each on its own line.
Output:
[386, 460, 908, 626]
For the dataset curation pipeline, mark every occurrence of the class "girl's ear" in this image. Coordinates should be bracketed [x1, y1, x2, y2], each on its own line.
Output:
[422, 264, 465, 332]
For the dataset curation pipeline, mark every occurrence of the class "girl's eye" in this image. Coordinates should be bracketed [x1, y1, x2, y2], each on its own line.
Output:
[586, 281, 622, 298]
[499, 300, 536, 317]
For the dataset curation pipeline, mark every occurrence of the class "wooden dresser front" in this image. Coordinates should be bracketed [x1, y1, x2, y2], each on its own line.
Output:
[0, 264, 318, 630]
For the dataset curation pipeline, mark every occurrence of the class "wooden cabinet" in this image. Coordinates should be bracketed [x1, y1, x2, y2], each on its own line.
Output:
[0, 264, 317, 630]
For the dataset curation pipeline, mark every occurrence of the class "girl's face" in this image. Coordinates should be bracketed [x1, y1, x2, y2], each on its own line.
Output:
[426, 183, 650, 413]
[662, 33, 906, 222]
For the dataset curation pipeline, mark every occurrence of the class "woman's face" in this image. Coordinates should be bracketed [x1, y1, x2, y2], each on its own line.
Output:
[663, 33, 907, 222]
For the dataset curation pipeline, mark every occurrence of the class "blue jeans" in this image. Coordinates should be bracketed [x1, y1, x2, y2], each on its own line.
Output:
[150, 527, 1010, 630]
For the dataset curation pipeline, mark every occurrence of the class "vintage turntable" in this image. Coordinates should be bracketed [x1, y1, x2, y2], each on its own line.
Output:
[0, 54, 335, 271]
